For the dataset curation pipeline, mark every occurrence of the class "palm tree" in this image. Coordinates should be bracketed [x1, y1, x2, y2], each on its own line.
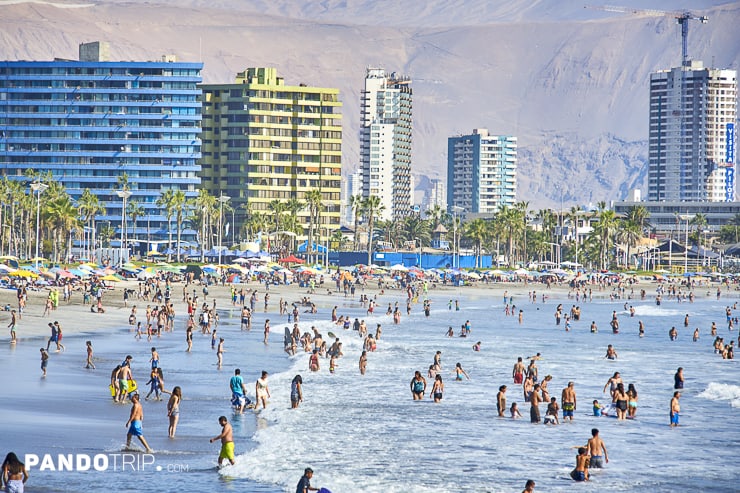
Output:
[464, 218, 489, 268]
[45, 194, 81, 262]
[268, 200, 288, 252]
[172, 190, 187, 262]
[591, 207, 619, 270]
[363, 195, 384, 265]
[626, 205, 650, 232]
[77, 189, 104, 259]
[305, 190, 323, 264]
[614, 220, 642, 268]
[156, 189, 176, 259]
[126, 200, 145, 247]
[425, 204, 448, 229]
[350, 194, 363, 251]
[192, 189, 216, 262]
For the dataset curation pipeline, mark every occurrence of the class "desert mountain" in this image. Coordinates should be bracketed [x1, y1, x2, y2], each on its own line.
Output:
[1, 0, 738, 208]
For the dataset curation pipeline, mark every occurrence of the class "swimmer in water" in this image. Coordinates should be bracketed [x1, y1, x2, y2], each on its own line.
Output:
[454, 362, 470, 381]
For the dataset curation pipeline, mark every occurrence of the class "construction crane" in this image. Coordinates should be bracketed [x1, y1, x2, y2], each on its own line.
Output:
[585, 5, 708, 66]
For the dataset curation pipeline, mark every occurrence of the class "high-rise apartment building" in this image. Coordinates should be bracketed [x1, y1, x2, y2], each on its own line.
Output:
[648, 61, 737, 202]
[359, 68, 412, 221]
[447, 129, 517, 213]
[0, 42, 203, 239]
[199, 68, 342, 241]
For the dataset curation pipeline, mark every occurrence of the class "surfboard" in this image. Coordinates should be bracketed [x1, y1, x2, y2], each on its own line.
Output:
[327, 331, 337, 339]
[109, 379, 138, 397]
[284, 327, 291, 345]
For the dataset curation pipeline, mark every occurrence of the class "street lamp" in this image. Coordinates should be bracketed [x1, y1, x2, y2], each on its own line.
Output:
[679, 213, 694, 273]
[218, 194, 230, 266]
[451, 205, 464, 269]
[30, 182, 49, 269]
[416, 237, 422, 268]
[116, 189, 132, 268]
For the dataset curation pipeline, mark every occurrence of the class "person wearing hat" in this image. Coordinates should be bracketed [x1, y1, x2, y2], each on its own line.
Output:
[296, 467, 319, 493]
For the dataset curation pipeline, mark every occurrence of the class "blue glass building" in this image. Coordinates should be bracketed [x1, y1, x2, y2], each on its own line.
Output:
[0, 42, 202, 244]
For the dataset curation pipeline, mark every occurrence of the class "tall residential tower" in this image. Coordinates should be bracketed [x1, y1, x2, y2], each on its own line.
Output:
[359, 68, 412, 221]
[447, 129, 517, 213]
[0, 42, 203, 240]
[199, 68, 342, 242]
[648, 61, 737, 202]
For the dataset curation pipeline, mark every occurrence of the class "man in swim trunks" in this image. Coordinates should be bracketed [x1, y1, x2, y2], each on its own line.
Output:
[296, 467, 319, 493]
[670, 391, 681, 427]
[561, 381, 577, 422]
[529, 384, 542, 423]
[125, 393, 152, 452]
[585, 428, 608, 468]
[512, 357, 525, 384]
[230, 369, 249, 413]
[570, 447, 590, 482]
[210, 416, 235, 466]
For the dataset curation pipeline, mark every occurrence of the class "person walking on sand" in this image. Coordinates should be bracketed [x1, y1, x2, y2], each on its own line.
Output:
[255, 371, 271, 410]
[210, 416, 235, 466]
[85, 341, 96, 369]
[125, 393, 153, 452]
[8, 310, 18, 344]
[167, 386, 181, 438]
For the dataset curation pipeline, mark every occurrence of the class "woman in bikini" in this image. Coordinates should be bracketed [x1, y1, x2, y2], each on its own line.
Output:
[430, 374, 444, 403]
[167, 386, 181, 438]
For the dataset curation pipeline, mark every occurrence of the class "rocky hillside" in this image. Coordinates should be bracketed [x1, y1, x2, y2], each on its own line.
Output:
[0, 0, 738, 208]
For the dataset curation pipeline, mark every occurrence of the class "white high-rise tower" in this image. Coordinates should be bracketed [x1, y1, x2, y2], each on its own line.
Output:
[359, 68, 412, 221]
[648, 61, 737, 202]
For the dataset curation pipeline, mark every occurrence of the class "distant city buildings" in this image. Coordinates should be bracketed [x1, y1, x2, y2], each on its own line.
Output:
[0, 41, 203, 238]
[199, 68, 342, 241]
[342, 170, 362, 227]
[648, 60, 737, 202]
[420, 177, 447, 214]
[359, 67, 412, 221]
[447, 128, 517, 213]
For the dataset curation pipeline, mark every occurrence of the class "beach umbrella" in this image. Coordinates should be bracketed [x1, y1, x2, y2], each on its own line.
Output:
[99, 274, 122, 282]
[466, 272, 482, 280]
[514, 268, 529, 276]
[0, 265, 15, 273]
[233, 258, 250, 264]
[390, 264, 409, 272]
[278, 254, 304, 264]
[9, 270, 39, 278]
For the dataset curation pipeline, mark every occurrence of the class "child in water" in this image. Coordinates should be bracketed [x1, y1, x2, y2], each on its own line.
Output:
[510, 402, 523, 418]
[593, 399, 607, 417]
[145, 369, 161, 400]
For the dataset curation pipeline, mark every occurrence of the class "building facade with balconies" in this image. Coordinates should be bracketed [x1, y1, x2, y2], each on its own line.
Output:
[447, 128, 517, 213]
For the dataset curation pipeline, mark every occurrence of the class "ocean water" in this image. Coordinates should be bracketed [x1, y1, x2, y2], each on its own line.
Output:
[1, 283, 739, 492]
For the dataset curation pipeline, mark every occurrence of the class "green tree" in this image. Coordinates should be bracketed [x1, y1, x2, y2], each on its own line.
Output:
[172, 190, 188, 262]
[45, 194, 81, 262]
[77, 189, 104, 259]
[350, 194, 364, 251]
[126, 200, 145, 245]
[363, 195, 384, 265]
[305, 190, 323, 264]
[156, 189, 176, 259]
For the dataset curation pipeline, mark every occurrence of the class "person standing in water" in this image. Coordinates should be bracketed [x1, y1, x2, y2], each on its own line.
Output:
[85, 341, 96, 369]
[359, 350, 367, 375]
[410, 371, 427, 400]
[2, 452, 29, 492]
[40, 348, 49, 377]
[430, 374, 444, 403]
[670, 391, 681, 427]
[210, 416, 235, 466]
[125, 393, 153, 452]
[167, 386, 181, 438]
[290, 375, 303, 409]
[255, 371, 271, 410]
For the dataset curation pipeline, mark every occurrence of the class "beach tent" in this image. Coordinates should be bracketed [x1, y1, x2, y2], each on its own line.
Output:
[279, 254, 304, 264]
